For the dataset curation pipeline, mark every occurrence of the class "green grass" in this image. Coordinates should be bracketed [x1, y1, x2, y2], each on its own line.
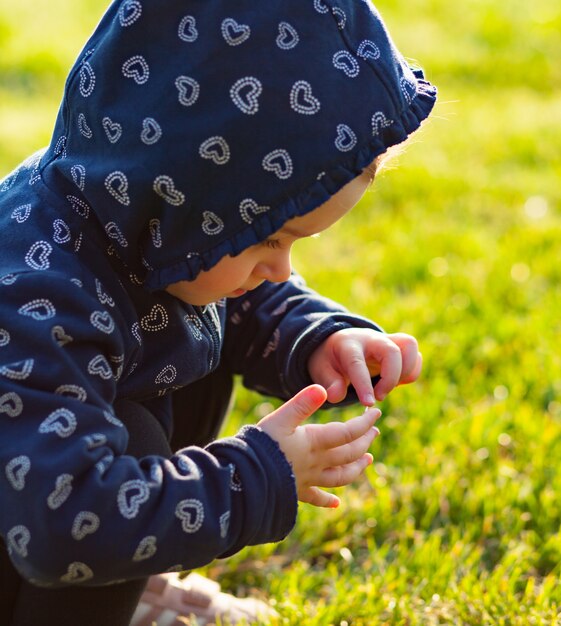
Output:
[2, 1, 561, 623]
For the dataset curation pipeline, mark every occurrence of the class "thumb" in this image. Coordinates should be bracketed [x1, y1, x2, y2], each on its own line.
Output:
[258, 384, 327, 435]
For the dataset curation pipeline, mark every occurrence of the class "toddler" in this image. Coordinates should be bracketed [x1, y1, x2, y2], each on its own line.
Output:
[0, 0, 436, 623]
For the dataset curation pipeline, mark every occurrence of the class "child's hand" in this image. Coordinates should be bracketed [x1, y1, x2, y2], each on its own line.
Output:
[308, 329, 422, 406]
[258, 384, 380, 508]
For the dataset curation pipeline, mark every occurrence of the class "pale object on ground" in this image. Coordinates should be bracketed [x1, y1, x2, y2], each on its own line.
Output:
[130, 571, 278, 625]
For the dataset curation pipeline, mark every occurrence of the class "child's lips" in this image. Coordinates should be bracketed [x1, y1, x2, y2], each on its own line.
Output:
[229, 281, 264, 297]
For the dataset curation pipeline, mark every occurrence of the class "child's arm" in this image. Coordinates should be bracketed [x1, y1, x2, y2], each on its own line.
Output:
[257, 384, 380, 508]
[223, 272, 386, 402]
[0, 273, 299, 587]
[308, 329, 422, 406]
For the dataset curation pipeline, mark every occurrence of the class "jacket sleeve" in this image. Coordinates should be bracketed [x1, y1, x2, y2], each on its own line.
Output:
[0, 272, 296, 587]
[222, 271, 383, 402]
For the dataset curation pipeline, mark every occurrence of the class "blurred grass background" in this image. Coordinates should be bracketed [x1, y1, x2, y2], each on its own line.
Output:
[1, 0, 561, 623]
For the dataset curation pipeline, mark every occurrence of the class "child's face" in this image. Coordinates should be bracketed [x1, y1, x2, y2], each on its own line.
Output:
[165, 169, 372, 306]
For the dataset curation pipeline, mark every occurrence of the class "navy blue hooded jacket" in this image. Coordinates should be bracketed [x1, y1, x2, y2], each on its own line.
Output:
[0, 0, 436, 586]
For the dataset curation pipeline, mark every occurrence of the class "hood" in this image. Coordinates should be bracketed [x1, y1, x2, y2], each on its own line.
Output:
[38, 0, 436, 291]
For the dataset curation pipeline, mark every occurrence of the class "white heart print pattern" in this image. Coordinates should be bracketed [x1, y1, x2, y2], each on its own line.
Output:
[51, 325, 73, 346]
[153, 175, 185, 206]
[0, 392, 23, 417]
[221, 18, 251, 46]
[183, 314, 203, 340]
[178, 15, 198, 42]
[372, 111, 394, 135]
[90, 310, 115, 334]
[104, 410, 124, 428]
[25, 241, 52, 271]
[105, 222, 128, 247]
[39, 408, 77, 439]
[201, 211, 224, 236]
[332, 7, 347, 30]
[141, 117, 162, 145]
[219, 511, 230, 538]
[140, 304, 169, 332]
[52, 219, 71, 243]
[72, 511, 100, 540]
[0, 329, 10, 347]
[133, 536, 157, 561]
[155, 364, 177, 385]
[290, 80, 321, 115]
[18, 299, 56, 321]
[175, 499, 204, 533]
[0, 359, 34, 380]
[55, 384, 87, 401]
[149, 219, 162, 248]
[0, 274, 17, 286]
[400, 75, 418, 104]
[335, 124, 357, 152]
[118, 479, 150, 519]
[47, 473, 74, 510]
[122, 55, 150, 84]
[54, 136, 67, 159]
[119, 0, 142, 27]
[313, 0, 330, 14]
[102, 117, 122, 143]
[11, 204, 31, 223]
[230, 77, 262, 115]
[6, 456, 31, 491]
[79, 62, 96, 97]
[71, 165, 86, 190]
[77, 113, 93, 138]
[357, 39, 381, 61]
[199, 137, 231, 165]
[0, 169, 19, 192]
[239, 198, 270, 224]
[67, 195, 90, 218]
[87, 354, 113, 379]
[105, 171, 130, 205]
[95, 279, 115, 307]
[60, 562, 94, 584]
[7, 525, 31, 558]
[74, 232, 83, 253]
[175, 76, 200, 106]
[262, 149, 293, 180]
[333, 51, 360, 78]
[276, 22, 299, 50]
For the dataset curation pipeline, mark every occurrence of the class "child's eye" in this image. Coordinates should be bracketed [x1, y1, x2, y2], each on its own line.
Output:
[263, 238, 281, 249]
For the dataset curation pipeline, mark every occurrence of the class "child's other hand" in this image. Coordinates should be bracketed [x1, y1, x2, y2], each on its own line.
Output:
[258, 385, 380, 508]
[308, 329, 422, 406]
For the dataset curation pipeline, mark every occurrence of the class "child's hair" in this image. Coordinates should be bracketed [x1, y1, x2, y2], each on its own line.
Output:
[367, 142, 407, 183]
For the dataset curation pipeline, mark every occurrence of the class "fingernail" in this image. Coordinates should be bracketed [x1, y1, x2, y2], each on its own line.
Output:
[363, 393, 375, 406]
[372, 427, 380, 437]
[364, 407, 381, 422]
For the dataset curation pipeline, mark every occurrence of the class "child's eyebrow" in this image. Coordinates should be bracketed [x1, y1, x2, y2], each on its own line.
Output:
[279, 226, 320, 238]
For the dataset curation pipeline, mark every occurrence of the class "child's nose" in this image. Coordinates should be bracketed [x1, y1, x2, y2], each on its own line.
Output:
[256, 254, 292, 284]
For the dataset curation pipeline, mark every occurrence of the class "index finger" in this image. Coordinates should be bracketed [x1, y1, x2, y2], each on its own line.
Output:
[308, 408, 381, 451]
[365, 339, 403, 400]
[338, 341, 378, 406]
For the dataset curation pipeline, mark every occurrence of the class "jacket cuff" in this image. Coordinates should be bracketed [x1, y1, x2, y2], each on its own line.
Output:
[236, 425, 298, 544]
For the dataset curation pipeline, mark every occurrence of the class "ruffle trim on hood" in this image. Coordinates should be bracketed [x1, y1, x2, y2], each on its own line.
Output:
[144, 73, 436, 292]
